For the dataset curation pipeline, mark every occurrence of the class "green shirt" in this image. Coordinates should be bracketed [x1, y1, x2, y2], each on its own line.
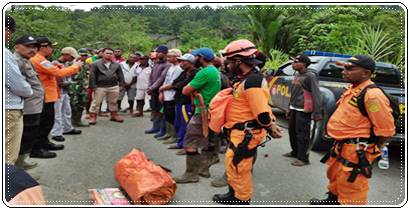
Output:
[189, 65, 221, 114]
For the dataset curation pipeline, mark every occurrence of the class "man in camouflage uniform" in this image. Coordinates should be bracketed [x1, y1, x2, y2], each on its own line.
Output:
[69, 48, 90, 127]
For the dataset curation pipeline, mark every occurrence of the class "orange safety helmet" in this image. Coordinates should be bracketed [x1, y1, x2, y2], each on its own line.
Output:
[222, 39, 258, 58]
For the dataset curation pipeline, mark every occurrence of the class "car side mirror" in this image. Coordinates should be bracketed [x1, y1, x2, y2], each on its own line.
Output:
[273, 68, 283, 76]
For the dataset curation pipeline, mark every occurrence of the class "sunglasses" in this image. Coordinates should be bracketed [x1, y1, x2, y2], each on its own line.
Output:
[344, 65, 360, 71]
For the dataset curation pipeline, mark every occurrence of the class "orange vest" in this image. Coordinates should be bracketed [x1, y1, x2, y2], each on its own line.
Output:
[224, 73, 275, 148]
[327, 79, 395, 140]
[30, 53, 80, 103]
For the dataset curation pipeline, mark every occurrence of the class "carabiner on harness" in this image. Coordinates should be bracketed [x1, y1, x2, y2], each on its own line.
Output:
[355, 138, 368, 151]
[258, 134, 273, 148]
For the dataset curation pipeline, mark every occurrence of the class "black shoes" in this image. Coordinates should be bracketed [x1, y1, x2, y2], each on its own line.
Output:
[213, 186, 250, 205]
[63, 129, 82, 135]
[44, 142, 64, 151]
[30, 148, 57, 159]
[52, 136, 65, 142]
[310, 192, 340, 205]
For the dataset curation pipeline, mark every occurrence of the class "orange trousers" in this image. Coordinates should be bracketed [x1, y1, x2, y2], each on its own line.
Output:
[225, 129, 266, 201]
[326, 143, 381, 205]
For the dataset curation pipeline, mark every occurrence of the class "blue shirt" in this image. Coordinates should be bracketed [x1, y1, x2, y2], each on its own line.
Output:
[4, 48, 33, 110]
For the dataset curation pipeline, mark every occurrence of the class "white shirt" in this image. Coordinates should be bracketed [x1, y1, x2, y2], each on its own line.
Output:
[134, 65, 152, 90]
[163, 64, 183, 101]
[104, 61, 111, 70]
[120, 62, 138, 88]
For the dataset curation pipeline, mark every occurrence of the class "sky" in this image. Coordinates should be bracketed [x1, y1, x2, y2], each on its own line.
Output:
[68, 3, 224, 10]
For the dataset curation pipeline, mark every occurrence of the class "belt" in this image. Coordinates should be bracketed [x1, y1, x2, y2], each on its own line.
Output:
[231, 120, 264, 131]
[337, 137, 377, 145]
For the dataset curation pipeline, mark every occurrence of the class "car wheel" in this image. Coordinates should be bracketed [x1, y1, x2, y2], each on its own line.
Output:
[310, 116, 333, 152]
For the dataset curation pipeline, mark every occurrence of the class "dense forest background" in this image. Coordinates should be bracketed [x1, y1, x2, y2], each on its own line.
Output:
[6, 5, 405, 72]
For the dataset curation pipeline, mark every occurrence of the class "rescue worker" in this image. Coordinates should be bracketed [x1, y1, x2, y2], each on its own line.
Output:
[310, 55, 395, 205]
[30, 36, 83, 158]
[212, 40, 282, 204]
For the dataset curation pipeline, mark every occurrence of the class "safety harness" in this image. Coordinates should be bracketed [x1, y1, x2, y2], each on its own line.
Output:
[224, 120, 272, 169]
[320, 138, 379, 183]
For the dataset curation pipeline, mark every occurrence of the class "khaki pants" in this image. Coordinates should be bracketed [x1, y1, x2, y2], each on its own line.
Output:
[5, 110, 23, 164]
[89, 86, 120, 113]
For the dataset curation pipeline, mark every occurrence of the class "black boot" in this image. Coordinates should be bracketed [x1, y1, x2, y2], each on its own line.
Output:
[310, 192, 340, 205]
[213, 186, 250, 205]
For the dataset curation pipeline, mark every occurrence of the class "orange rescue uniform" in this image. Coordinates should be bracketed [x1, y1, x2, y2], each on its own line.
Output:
[224, 71, 275, 201]
[326, 79, 395, 205]
[30, 53, 80, 103]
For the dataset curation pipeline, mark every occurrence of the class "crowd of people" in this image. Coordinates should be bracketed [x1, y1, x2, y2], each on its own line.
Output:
[4, 14, 396, 206]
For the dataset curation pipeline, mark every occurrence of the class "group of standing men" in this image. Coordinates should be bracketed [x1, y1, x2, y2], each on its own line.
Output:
[4, 13, 397, 205]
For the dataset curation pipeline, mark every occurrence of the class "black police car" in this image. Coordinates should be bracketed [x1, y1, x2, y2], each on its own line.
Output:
[268, 51, 405, 151]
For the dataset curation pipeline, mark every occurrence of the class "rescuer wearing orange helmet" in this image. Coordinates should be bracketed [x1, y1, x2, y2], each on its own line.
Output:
[310, 55, 395, 205]
[212, 39, 282, 204]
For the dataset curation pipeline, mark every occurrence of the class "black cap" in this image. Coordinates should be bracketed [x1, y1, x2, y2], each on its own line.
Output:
[347, 55, 376, 72]
[78, 48, 89, 55]
[255, 51, 268, 68]
[36, 36, 57, 47]
[292, 54, 311, 67]
[5, 15, 16, 32]
[14, 35, 37, 46]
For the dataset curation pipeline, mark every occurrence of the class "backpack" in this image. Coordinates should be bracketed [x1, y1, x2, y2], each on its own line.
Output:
[356, 84, 400, 120]
[114, 149, 177, 205]
[208, 88, 234, 133]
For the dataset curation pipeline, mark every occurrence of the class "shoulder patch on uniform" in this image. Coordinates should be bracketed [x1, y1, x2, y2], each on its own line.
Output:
[367, 99, 381, 113]
[244, 73, 264, 90]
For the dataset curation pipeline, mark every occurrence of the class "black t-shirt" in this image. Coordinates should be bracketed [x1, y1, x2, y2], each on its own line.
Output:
[172, 68, 198, 104]
[5, 164, 39, 202]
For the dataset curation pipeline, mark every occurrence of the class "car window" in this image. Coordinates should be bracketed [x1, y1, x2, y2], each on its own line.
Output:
[279, 61, 321, 76]
[282, 63, 295, 76]
[319, 62, 343, 79]
[373, 66, 401, 87]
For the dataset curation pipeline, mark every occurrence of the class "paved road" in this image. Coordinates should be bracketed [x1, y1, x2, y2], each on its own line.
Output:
[27, 110, 405, 206]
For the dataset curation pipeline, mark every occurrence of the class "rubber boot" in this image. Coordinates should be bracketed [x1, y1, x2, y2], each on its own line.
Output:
[128, 100, 134, 115]
[145, 115, 160, 134]
[211, 172, 228, 187]
[163, 122, 178, 144]
[72, 111, 89, 127]
[137, 100, 144, 116]
[310, 192, 340, 205]
[154, 116, 167, 139]
[199, 151, 212, 178]
[213, 185, 250, 205]
[15, 154, 38, 170]
[89, 113, 97, 125]
[210, 138, 221, 166]
[174, 152, 200, 183]
[157, 121, 172, 140]
[110, 111, 124, 123]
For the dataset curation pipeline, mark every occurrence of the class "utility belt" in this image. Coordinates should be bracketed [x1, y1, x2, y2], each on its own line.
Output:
[321, 137, 379, 183]
[224, 120, 269, 168]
